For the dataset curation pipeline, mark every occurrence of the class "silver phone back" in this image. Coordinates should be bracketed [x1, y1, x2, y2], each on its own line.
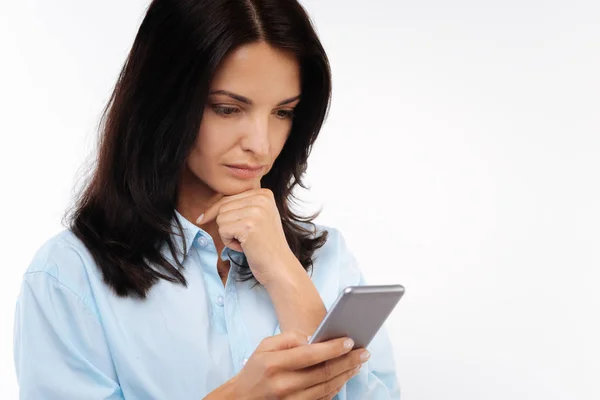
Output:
[309, 284, 405, 349]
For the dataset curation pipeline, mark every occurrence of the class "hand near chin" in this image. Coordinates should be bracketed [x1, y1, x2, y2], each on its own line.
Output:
[196, 179, 294, 284]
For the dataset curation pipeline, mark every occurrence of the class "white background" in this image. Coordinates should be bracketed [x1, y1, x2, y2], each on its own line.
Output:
[1, 0, 599, 399]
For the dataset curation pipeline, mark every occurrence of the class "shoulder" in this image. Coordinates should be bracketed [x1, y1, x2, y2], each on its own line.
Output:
[308, 222, 358, 268]
[22, 229, 100, 312]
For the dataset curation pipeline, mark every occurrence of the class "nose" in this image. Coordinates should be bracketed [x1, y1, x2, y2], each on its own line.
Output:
[240, 114, 270, 157]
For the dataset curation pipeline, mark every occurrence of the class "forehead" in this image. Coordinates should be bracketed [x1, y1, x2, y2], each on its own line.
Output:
[210, 42, 301, 102]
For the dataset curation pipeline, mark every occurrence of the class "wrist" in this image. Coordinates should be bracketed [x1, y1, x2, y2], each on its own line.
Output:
[261, 251, 305, 291]
[262, 254, 326, 334]
[205, 376, 242, 400]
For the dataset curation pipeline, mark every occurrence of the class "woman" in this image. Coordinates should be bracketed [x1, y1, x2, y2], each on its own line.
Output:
[13, 0, 400, 398]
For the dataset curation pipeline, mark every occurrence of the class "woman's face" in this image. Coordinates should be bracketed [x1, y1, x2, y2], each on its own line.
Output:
[186, 41, 301, 196]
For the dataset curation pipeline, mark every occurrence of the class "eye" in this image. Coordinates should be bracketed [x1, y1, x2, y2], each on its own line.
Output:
[274, 109, 295, 120]
[212, 105, 240, 117]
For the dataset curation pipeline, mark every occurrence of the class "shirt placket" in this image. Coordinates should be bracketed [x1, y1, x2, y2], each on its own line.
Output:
[222, 251, 253, 374]
[195, 235, 228, 334]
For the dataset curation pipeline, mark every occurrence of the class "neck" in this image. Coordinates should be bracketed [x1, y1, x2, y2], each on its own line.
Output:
[176, 167, 225, 254]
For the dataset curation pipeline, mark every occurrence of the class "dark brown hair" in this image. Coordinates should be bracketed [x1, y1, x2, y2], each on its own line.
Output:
[64, 0, 332, 299]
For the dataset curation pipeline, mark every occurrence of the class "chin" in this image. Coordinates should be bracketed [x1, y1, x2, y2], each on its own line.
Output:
[215, 178, 261, 195]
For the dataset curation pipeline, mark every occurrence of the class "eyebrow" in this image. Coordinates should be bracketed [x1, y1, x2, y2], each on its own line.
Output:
[209, 90, 301, 106]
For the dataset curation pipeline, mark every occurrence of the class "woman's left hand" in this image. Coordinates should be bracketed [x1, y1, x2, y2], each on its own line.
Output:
[196, 183, 295, 285]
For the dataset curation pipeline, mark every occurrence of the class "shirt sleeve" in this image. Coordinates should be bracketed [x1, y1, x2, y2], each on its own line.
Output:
[333, 228, 402, 400]
[14, 270, 123, 400]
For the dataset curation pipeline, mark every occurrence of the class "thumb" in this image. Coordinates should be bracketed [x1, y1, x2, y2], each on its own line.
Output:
[196, 195, 225, 225]
[258, 330, 309, 352]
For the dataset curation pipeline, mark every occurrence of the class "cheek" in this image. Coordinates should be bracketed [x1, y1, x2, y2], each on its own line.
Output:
[188, 116, 229, 172]
[271, 123, 292, 155]
[196, 113, 236, 155]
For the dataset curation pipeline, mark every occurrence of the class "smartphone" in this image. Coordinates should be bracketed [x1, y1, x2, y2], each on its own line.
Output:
[308, 284, 405, 349]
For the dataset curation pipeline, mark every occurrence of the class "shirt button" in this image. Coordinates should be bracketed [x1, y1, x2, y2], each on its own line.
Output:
[216, 296, 224, 306]
[197, 236, 208, 247]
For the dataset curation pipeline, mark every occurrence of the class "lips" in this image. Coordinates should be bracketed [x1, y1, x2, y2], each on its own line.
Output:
[225, 165, 264, 179]
[226, 164, 264, 171]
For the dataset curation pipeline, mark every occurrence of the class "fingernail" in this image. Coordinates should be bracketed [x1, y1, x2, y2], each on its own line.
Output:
[343, 338, 354, 349]
[360, 351, 370, 362]
[196, 214, 204, 224]
[354, 365, 361, 373]
[307, 335, 312, 343]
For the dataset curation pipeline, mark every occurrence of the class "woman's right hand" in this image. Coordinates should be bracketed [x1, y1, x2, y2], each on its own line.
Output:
[207, 330, 370, 400]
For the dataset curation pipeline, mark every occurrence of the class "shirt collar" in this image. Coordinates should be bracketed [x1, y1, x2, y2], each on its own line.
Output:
[170, 209, 245, 264]
[171, 209, 202, 259]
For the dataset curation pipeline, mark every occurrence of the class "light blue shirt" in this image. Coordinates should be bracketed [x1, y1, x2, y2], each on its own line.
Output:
[13, 210, 400, 399]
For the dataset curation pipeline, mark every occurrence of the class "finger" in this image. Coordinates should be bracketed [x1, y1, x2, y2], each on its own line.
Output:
[217, 218, 256, 249]
[215, 194, 272, 221]
[305, 367, 360, 400]
[285, 349, 366, 391]
[288, 365, 360, 400]
[214, 204, 272, 251]
[216, 204, 265, 226]
[317, 389, 340, 400]
[196, 196, 227, 225]
[197, 189, 267, 225]
[196, 194, 246, 225]
[258, 330, 310, 352]
[275, 337, 355, 371]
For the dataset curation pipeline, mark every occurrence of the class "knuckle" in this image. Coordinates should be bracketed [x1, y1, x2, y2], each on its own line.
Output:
[262, 193, 275, 206]
[333, 385, 344, 397]
[288, 329, 307, 344]
[325, 388, 341, 400]
[323, 379, 336, 397]
[262, 358, 280, 377]
[257, 197, 270, 210]
[261, 204, 270, 216]
[322, 360, 334, 379]
[269, 379, 288, 398]
[251, 206, 262, 217]
[348, 367, 358, 378]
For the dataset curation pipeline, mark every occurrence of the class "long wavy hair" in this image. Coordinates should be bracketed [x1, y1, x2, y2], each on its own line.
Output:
[65, 0, 332, 299]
